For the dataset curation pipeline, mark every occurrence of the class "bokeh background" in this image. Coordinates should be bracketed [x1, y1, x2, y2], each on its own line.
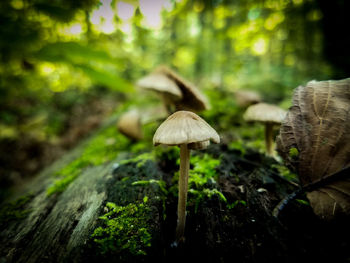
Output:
[0, 0, 349, 193]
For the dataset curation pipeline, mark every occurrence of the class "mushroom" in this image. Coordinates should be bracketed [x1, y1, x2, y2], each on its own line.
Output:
[153, 110, 220, 243]
[117, 106, 167, 140]
[156, 66, 209, 112]
[117, 109, 143, 140]
[136, 72, 182, 114]
[243, 103, 286, 155]
[234, 90, 262, 107]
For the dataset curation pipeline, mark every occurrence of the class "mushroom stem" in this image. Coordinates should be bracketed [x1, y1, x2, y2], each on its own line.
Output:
[176, 144, 190, 243]
[265, 123, 274, 155]
[161, 93, 174, 114]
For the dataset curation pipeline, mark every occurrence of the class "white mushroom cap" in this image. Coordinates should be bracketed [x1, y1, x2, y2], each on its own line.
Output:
[243, 103, 287, 124]
[117, 110, 143, 140]
[153, 111, 220, 147]
[136, 72, 182, 101]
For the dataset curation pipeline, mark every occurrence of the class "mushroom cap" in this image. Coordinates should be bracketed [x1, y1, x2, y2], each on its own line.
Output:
[136, 72, 182, 101]
[153, 111, 220, 146]
[235, 90, 262, 107]
[117, 110, 143, 140]
[243, 103, 287, 124]
[155, 66, 209, 112]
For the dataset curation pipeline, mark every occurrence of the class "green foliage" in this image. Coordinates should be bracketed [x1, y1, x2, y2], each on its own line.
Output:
[91, 199, 152, 257]
[47, 126, 131, 195]
[0, 194, 33, 229]
[203, 89, 241, 131]
[227, 200, 247, 210]
[229, 140, 247, 156]
[271, 164, 298, 183]
[295, 199, 310, 206]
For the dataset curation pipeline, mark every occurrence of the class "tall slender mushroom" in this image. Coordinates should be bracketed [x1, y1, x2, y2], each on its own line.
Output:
[243, 103, 286, 155]
[153, 111, 220, 243]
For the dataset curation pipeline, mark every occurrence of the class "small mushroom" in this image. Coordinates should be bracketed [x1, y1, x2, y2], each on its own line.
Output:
[234, 90, 262, 107]
[153, 111, 220, 243]
[136, 72, 182, 113]
[156, 66, 209, 112]
[243, 103, 286, 155]
[117, 109, 143, 140]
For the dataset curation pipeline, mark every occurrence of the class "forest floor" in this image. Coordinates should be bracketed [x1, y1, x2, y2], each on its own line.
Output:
[0, 91, 349, 262]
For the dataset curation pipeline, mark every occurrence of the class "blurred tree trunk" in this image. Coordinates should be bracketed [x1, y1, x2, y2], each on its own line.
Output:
[318, 0, 350, 77]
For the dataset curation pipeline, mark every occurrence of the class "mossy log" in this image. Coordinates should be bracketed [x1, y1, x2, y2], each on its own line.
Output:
[0, 117, 349, 263]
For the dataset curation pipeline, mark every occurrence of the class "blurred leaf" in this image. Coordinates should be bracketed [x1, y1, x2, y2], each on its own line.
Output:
[75, 64, 133, 92]
[35, 42, 132, 92]
[35, 42, 122, 66]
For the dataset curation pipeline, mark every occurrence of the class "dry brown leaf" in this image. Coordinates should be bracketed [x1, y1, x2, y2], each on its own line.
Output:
[276, 78, 350, 220]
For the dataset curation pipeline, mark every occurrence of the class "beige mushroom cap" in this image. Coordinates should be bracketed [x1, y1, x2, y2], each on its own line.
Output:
[156, 66, 209, 112]
[136, 72, 182, 100]
[243, 103, 287, 124]
[117, 110, 143, 140]
[235, 90, 262, 107]
[153, 111, 220, 146]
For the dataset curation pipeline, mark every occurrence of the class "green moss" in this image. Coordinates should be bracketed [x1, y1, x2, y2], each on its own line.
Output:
[132, 179, 168, 220]
[0, 194, 34, 229]
[289, 147, 299, 159]
[120, 152, 155, 168]
[271, 164, 298, 182]
[47, 126, 131, 195]
[170, 153, 226, 212]
[46, 104, 159, 196]
[91, 199, 152, 257]
[132, 179, 168, 196]
[227, 200, 247, 209]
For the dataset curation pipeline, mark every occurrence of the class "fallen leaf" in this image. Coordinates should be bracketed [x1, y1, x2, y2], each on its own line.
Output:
[276, 78, 350, 220]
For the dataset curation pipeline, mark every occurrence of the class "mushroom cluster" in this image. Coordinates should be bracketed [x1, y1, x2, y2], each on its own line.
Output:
[118, 66, 209, 141]
[153, 111, 220, 243]
[137, 66, 209, 114]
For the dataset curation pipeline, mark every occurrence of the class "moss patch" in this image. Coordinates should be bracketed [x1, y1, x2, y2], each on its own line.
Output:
[47, 126, 132, 195]
[46, 109, 158, 196]
[91, 199, 152, 258]
[0, 194, 34, 229]
[169, 153, 226, 212]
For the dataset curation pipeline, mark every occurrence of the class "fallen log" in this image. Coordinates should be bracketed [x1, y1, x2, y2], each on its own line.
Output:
[0, 117, 349, 263]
